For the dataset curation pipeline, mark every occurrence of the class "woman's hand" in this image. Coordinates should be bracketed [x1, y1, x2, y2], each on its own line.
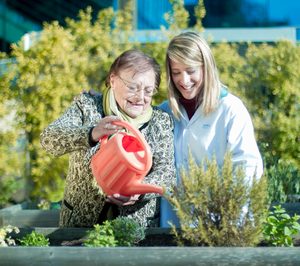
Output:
[106, 194, 140, 206]
[91, 116, 123, 142]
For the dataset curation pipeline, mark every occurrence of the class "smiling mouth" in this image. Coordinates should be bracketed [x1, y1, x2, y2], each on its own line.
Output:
[181, 84, 194, 91]
[128, 100, 143, 107]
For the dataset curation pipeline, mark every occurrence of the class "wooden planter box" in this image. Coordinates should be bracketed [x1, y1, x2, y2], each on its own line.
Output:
[1, 203, 300, 265]
[1, 227, 300, 266]
[1, 246, 300, 266]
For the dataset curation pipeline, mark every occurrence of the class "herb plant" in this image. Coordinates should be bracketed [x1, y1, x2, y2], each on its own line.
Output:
[83, 222, 117, 247]
[167, 152, 269, 246]
[83, 217, 145, 247]
[19, 231, 50, 246]
[263, 205, 300, 247]
[111, 217, 145, 246]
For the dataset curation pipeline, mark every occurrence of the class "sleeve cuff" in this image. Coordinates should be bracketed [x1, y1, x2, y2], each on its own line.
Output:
[88, 126, 98, 147]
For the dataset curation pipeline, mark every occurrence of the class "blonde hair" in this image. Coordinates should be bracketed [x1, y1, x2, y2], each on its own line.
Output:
[166, 31, 221, 119]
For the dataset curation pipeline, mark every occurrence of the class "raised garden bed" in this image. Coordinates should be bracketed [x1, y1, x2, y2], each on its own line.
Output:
[1, 202, 300, 265]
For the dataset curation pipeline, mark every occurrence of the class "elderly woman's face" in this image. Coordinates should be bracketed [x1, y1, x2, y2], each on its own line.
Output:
[110, 68, 156, 118]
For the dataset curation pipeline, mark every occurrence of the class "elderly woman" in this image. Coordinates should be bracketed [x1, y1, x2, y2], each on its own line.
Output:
[40, 50, 176, 228]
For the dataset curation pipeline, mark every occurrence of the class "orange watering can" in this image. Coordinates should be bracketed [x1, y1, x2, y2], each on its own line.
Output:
[91, 120, 164, 196]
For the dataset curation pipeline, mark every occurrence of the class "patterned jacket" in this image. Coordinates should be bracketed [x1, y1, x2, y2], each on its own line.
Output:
[40, 93, 176, 227]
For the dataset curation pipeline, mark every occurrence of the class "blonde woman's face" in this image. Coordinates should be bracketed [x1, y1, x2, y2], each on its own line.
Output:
[110, 69, 155, 118]
[170, 59, 203, 100]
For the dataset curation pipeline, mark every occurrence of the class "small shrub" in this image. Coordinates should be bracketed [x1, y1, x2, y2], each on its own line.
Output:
[111, 217, 145, 246]
[167, 152, 269, 247]
[263, 205, 300, 247]
[265, 159, 300, 203]
[19, 231, 49, 246]
[0, 225, 20, 246]
[83, 217, 145, 247]
[83, 222, 117, 247]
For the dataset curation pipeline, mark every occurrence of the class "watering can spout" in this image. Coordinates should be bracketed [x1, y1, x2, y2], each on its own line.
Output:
[125, 182, 164, 196]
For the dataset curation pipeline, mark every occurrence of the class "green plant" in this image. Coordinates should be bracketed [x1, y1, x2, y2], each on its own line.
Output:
[19, 231, 50, 246]
[167, 152, 269, 247]
[0, 176, 21, 208]
[83, 218, 145, 247]
[0, 225, 20, 247]
[263, 205, 300, 247]
[0, 110, 25, 207]
[266, 159, 300, 203]
[243, 41, 300, 169]
[83, 222, 117, 247]
[111, 217, 145, 246]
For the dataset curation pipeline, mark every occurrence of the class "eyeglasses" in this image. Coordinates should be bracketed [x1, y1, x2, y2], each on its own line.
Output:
[117, 75, 157, 97]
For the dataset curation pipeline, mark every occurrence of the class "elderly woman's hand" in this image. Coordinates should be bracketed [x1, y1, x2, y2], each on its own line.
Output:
[106, 194, 140, 206]
[91, 116, 123, 142]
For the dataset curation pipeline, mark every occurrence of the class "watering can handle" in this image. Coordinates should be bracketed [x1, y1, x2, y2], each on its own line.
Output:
[112, 120, 152, 172]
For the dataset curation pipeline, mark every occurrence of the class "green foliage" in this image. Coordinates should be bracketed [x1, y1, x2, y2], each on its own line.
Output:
[111, 217, 145, 246]
[0, 104, 25, 207]
[164, 0, 189, 31]
[0, 177, 21, 208]
[193, 0, 206, 32]
[83, 217, 145, 247]
[19, 231, 50, 246]
[83, 222, 117, 247]
[243, 42, 300, 169]
[263, 205, 300, 247]
[167, 152, 268, 246]
[0, 225, 20, 247]
[266, 159, 300, 203]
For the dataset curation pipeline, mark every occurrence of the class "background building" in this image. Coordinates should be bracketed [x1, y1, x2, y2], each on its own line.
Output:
[0, 0, 299, 53]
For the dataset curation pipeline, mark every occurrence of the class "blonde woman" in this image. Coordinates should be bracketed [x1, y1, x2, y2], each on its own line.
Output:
[160, 31, 263, 180]
[159, 32, 263, 226]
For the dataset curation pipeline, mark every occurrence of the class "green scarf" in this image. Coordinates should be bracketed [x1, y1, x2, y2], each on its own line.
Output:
[103, 87, 153, 129]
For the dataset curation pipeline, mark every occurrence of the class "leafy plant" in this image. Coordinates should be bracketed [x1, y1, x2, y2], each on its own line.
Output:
[266, 159, 300, 203]
[243, 41, 300, 169]
[19, 231, 50, 246]
[263, 205, 300, 247]
[111, 217, 145, 246]
[83, 222, 117, 247]
[83, 217, 145, 247]
[0, 176, 21, 208]
[0, 225, 20, 247]
[167, 152, 269, 247]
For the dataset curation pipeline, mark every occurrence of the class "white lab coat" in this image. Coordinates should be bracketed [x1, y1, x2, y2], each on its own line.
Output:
[159, 92, 263, 183]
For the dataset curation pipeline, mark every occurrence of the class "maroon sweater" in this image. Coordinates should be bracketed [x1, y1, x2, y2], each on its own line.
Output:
[179, 97, 198, 120]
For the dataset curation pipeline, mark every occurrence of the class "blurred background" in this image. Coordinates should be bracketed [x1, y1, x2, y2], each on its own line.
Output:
[0, 0, 299, 209]
[1, 0, 300, 53]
